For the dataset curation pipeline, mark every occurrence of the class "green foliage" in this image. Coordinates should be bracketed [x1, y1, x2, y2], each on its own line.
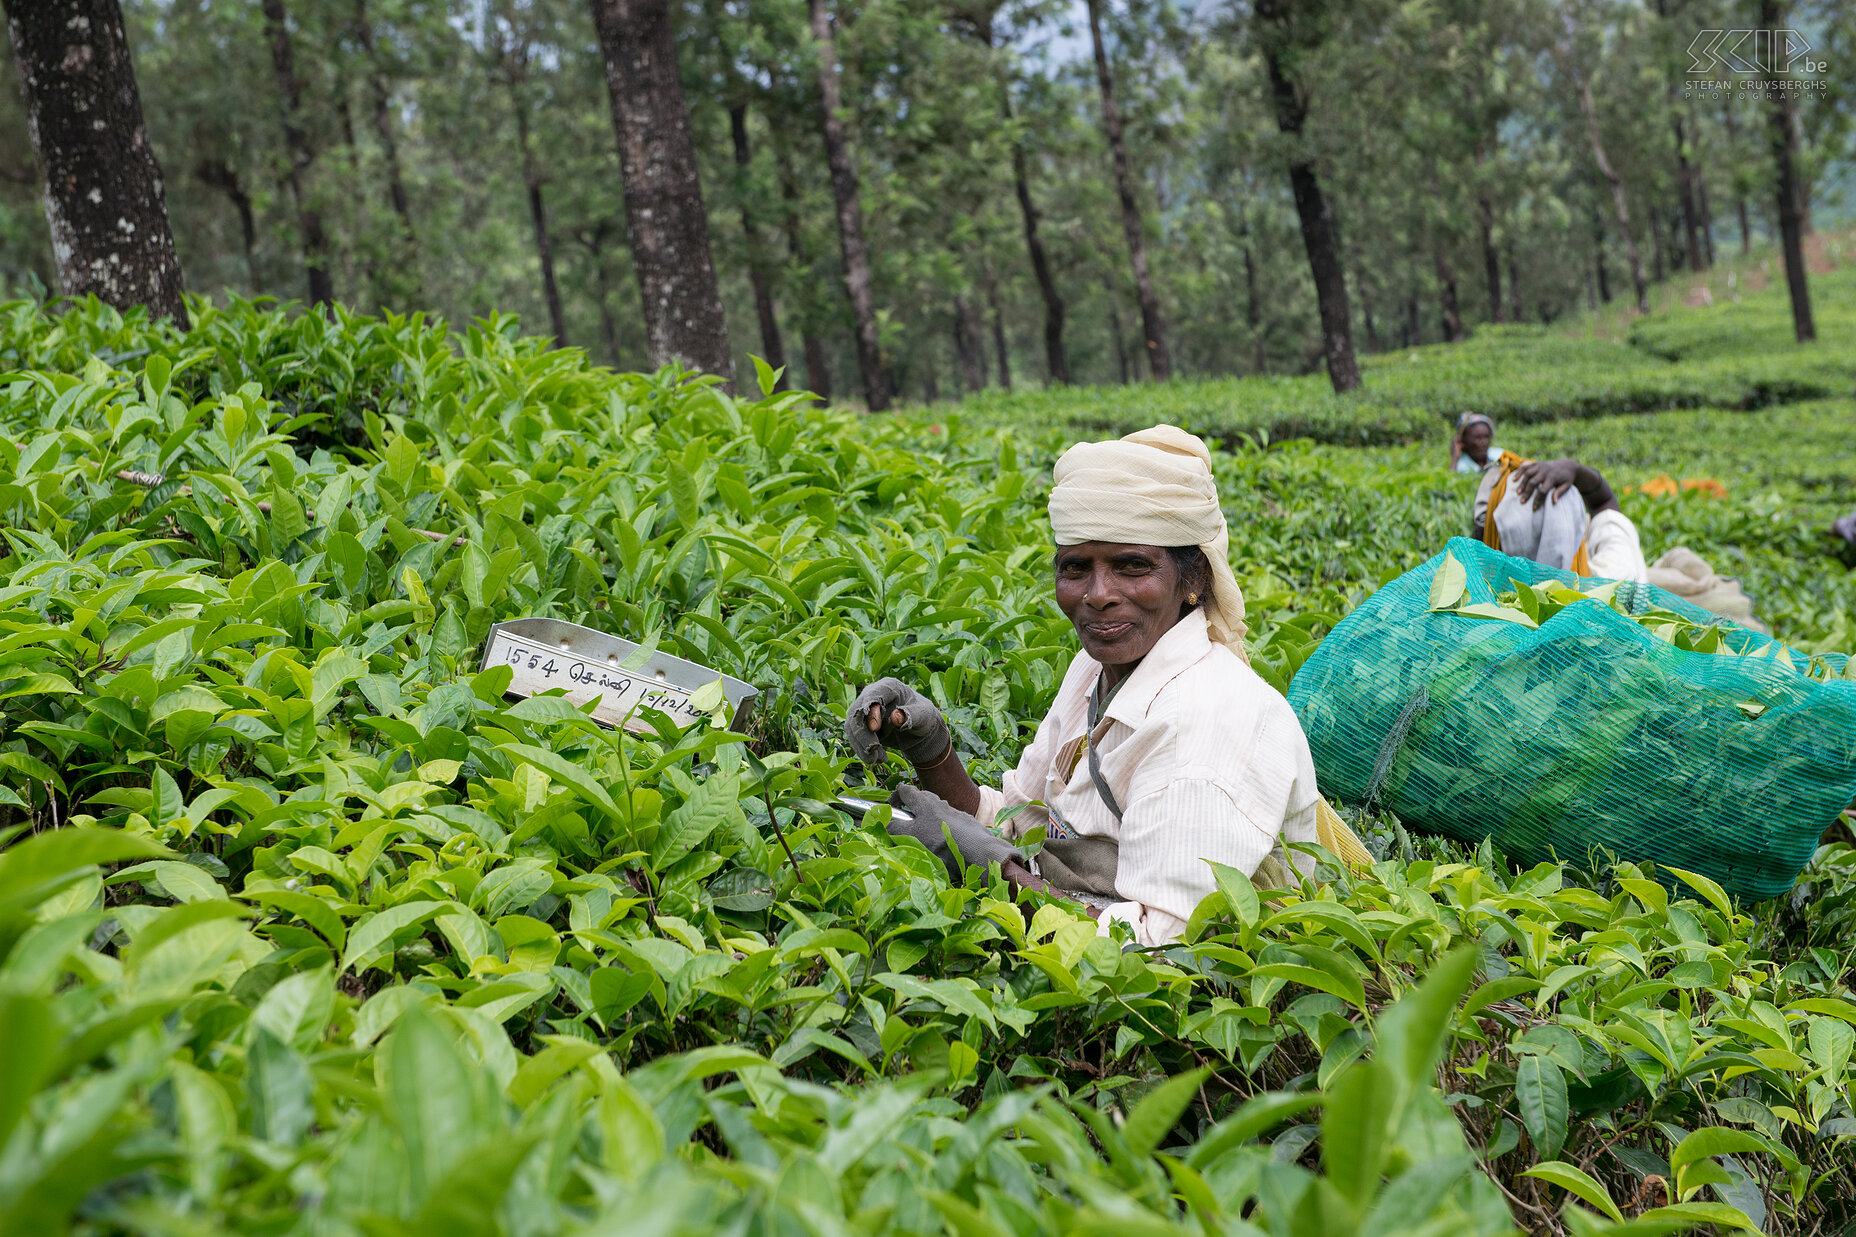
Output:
[1, 299, 1853, 1233]
[935, 266, 1856, 448]
[1627, 263, 1856, 363]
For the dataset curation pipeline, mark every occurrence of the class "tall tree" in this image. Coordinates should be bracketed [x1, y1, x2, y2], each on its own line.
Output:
[1434, 246, 1464, 341]
[807, 0, 887, 409]
[770, 122, 831, 400]
[589, 0, 734, 381]
[1589, 196, 1611, 304]
[3, 0, 189, 324]
[1758, 0, 1814, 342]
[1474, 106, 1503, 322]
[1572, 68, 1646, 311]
[728, 102, 787, 383]
[1254, 0, 1359, 392]
[950, 3, 1069, 385]
[352, 0, 419, 284]
[1720, 98, 1752, 254]
[1007, 124, 1069, 385]
[1671, 111, 1704, 271]
[261, 0, 334, 305]
[1085, 0, 1169, 381]
[1556, 15, 1646, 313]
[1477, 191, 1503, 323]
[984, 259, 1011, 389]
[952, 294, 985, 392]
[493, 8, 568, 345]
[194, 157, 257, 286]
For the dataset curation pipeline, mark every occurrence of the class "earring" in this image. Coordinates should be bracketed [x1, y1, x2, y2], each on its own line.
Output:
[1187, 592, 1200, 605]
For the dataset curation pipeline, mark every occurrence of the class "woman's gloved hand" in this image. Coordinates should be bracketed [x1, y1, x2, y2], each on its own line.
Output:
[887, 785, 1019, 882]
[843, 678, 952, 768]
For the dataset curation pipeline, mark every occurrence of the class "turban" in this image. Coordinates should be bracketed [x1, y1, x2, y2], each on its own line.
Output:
[1047, 424, 1250, 663]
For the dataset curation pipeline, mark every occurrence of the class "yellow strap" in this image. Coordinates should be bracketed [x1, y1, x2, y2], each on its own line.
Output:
[1316, 799, 1374, 868]
[1482, 451, 1525, 550]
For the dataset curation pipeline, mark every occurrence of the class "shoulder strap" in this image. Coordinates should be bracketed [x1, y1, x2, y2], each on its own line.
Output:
[1482, 451, 1528, 550]
[1086, 674, 1125, 823]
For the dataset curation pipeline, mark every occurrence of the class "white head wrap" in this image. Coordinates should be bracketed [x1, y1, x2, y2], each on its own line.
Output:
[1047, 424, 1250, 663]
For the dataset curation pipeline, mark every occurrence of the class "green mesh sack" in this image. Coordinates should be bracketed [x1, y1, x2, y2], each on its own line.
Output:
[1286, 537, 1856, 902]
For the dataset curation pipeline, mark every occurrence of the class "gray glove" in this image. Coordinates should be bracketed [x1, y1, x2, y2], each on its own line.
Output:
[888, 785, 1020, 882]
[1036, 835, 1121, 900]
[844, 678, 951, 768]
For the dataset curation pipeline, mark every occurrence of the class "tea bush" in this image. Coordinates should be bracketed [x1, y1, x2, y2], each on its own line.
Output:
[1, 297, 1853, 1235]
[1626, 263, 1856, 364]
[936, 266, 1856, 449]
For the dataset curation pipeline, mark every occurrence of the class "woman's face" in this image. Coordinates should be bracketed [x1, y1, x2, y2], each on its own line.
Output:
[1463, 422, 1493, 460]
[1054, 542, 1194, 673]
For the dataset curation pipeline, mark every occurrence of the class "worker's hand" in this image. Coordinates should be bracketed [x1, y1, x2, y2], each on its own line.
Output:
[843, 678, 952, 768]
[1514, 458, 1581, 509]
[887, 785, 1020, 882]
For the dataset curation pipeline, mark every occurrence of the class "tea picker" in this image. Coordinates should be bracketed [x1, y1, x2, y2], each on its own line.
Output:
[841, 425, 1369, 948]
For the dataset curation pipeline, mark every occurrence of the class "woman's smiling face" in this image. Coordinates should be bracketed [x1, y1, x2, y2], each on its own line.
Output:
[1053, 542, 1197, 675]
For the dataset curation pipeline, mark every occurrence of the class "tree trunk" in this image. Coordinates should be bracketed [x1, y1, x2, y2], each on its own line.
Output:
[964, 18, 1066, 385]
[1086, 0, 1169, 381]
[1478, 194, 1503, 323]
[581, 223, 624, 366]
[3, 0, 189, 325]
[1650, 206, 1667, 282]
[589, 0, 734, 382]
[984, 263, 1011, 390]
[195, 158, 258, 287]
[1008, 112, 1068, 385]
[1591, 199, 1612, 304]
[1697, 171, 1715, 266]
[1672, 113, 1704, 272]
[1434, 247, 1464, 342]
[1105, 281, 1131, 383]
[1256, 0, 1360, 392]
[952, 295, 985, 392]
[1569, 62, 1646, 311]
[1759, 0, 1815, 342]
[729, 103, 787, 384]
[1241, 224, 1263, 371]
[1506, 242, 1523, 323]
[1403, 292, 1419, 347]
[514, 104, 568, 346]
[1356, 263, 1378, 353]
[806, 0, 887, 409]
[772, 131, 830, 400]
[353, 0, 417, 262]
[261, 0, 334, 306]
[1721, 98, 1752, 255]
[495, 24, 568, 347]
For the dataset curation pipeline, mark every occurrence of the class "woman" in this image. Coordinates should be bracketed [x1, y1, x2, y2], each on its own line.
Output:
[843, 425, 1325, 947]
[1450, 413, 1500, 474]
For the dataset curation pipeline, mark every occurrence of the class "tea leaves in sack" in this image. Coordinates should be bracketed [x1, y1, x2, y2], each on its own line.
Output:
[1287, 537, 1856, 901]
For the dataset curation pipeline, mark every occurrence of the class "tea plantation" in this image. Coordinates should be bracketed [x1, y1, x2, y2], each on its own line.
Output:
[0, 289, 1852, 1236]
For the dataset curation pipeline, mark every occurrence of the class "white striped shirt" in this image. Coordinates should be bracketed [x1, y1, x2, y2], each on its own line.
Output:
[976, 608, 1321, 946]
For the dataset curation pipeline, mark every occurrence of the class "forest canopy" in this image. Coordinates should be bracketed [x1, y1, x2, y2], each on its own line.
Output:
[0, 0, 1849, 398]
